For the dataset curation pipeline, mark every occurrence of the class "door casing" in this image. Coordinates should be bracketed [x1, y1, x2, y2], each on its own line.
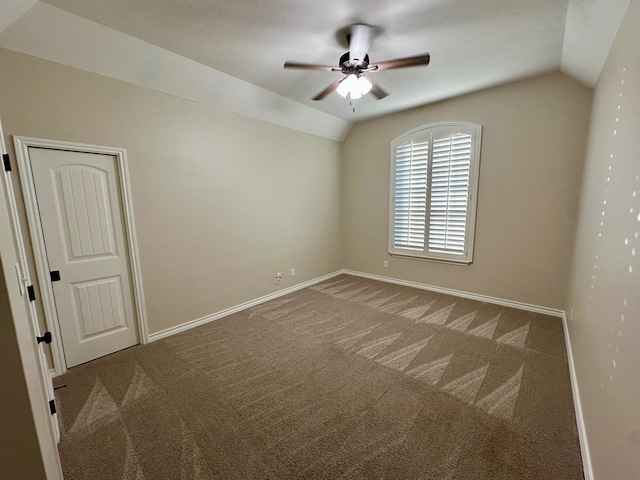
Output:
[14, 136, 149, 375]
[1, 119, 63, 478]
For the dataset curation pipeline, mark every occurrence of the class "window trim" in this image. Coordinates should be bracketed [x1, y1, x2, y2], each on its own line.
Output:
[388, 121, 482, 265]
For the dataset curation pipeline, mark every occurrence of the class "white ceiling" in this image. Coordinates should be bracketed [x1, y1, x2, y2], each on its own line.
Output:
[0, 0, 632, 140]
[35, 0, 571, 121]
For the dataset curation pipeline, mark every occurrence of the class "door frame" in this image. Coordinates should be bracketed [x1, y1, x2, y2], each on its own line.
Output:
[1, 120, 63, 478]
[14, 136, 149, 376]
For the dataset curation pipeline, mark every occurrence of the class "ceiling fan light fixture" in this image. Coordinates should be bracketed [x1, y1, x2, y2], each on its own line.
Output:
[336, 74, 372, 100]
[284, 23, 430, 106]
[337, 74, 358, 97]
[358, 76, 373, 95]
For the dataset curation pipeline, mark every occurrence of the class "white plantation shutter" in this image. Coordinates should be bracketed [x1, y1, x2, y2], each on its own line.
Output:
[428, 131, 472, 256]
[390, 123, 481, 263]
[393, 135, 429, 250]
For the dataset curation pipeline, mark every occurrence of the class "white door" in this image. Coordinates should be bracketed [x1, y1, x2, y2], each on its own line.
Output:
[29, 147, 139, 367]
[1, 119, 60, 445]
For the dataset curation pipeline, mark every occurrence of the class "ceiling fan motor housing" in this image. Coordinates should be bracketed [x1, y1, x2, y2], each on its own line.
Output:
[339, 52, 369, 71]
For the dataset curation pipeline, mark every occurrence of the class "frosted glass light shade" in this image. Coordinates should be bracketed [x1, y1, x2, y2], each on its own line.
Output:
[336, 74, 372, 100]
[357, 76, 372, 95]
[337, 74, 357, 97]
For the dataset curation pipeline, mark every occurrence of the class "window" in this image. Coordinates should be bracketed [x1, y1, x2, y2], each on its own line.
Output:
[389, 122, 482, 264]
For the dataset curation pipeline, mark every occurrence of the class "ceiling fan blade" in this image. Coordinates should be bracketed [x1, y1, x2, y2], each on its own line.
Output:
[367, 78, 389, 99]
[284, 61, 339, 71]
[348, 24, 376, 66]
[313, 77, 345, 101]
[371, 53, 431, 71]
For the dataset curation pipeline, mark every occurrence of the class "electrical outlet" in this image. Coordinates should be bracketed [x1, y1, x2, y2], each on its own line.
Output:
[290, 268, 296, 277]
[383, 261, 388, 268]
[276, 272, 282, 280]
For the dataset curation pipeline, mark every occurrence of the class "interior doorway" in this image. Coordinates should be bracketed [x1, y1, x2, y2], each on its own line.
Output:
[14, 137, 148, 374]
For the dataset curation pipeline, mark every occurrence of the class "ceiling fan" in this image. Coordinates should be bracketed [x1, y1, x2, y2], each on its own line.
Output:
[284, 24, 430, 103]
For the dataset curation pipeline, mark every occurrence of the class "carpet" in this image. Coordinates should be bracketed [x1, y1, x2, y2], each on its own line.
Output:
[54, 274, 584, 479]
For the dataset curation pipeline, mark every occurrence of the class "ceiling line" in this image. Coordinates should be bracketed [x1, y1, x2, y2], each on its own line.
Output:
[0, 1, 353, 141]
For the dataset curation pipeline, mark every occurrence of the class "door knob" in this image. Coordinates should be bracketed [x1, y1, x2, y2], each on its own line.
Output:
[36, 332, 52, 344]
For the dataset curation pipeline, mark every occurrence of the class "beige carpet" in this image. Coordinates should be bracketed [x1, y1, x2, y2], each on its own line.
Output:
[54, 274, 584, 479]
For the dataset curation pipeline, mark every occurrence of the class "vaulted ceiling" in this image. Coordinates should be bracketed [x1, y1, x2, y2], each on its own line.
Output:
[0, 0, 632, 140]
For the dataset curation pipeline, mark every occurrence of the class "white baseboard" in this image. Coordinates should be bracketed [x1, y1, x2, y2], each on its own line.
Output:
[148, 270, 344, 342]
[149, 268, 564, 342]
[342, 269, 564, 317]
[562, 313, 593, 480]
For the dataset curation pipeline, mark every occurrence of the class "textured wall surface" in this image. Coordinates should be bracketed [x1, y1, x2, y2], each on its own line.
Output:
[0, 48, 342, 335]
[342, 73, 592, 309]
[565, 1, 640, 478]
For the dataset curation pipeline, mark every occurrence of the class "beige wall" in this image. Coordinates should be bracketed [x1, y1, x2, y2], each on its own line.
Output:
[0, 48, 342, 335]
[341, 72, 592, 309]
[565, 1, 640, 478]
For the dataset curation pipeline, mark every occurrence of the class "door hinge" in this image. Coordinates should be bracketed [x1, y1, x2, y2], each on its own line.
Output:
[50, 270, 61, 282]
[2, 153, 10, 172]
[49, 399, 56, 415]
[27, 285, 36, 302]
